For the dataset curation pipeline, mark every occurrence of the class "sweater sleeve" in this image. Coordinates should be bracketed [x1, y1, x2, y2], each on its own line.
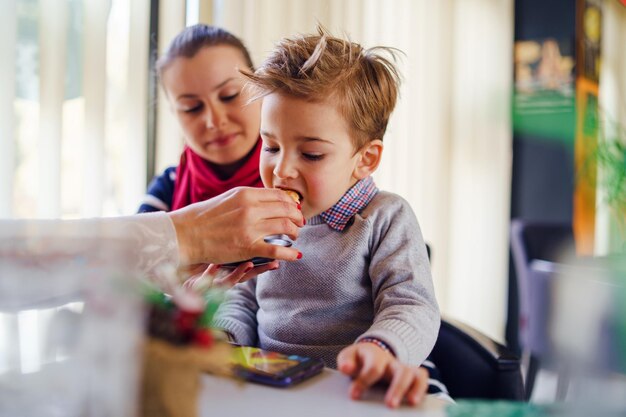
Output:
[213, 279, 260, 346]
[359, 196, 440, 365]
[138, 167, 176, 213]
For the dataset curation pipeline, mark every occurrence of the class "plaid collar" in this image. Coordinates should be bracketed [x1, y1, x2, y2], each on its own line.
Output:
[320, 176, 379, 231]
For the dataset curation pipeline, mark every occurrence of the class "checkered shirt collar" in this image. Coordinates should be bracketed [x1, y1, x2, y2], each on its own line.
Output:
[320, 176, 379, 231]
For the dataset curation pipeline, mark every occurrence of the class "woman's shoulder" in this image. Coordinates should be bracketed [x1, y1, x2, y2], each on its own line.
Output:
[139, 167, 178, 213]
[149, 167, 177, 187]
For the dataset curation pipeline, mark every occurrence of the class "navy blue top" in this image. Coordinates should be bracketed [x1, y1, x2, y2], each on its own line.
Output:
[138, 167, 177, 213]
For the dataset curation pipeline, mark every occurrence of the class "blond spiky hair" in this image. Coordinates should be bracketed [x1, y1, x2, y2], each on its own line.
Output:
[244, 25, 402, 148]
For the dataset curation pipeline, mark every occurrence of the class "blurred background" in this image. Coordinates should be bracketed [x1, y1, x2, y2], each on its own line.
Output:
[1, 0, 625, 386]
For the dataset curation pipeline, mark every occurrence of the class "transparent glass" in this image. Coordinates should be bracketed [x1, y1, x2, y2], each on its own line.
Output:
[0, 236, 144, 417]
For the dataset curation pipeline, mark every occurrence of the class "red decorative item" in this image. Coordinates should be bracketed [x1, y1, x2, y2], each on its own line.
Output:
[193, 328, 215, 348]
[141, 286, 230, 417]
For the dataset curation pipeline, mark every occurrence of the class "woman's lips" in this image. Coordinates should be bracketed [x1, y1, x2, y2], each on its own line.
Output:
[208, 133, 237, 147]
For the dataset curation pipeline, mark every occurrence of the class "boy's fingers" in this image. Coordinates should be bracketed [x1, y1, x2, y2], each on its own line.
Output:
[384, 363, 413, 408]
[407, 367, 429, 406]
[351, 351, 386, 392]
[337, 346, 359, 377]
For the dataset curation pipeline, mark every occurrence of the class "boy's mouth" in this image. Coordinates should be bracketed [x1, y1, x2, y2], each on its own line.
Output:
[277, 187, 303, 204]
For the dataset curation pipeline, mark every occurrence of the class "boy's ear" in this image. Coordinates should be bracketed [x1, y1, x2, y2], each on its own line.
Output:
[353, 139, 383, 180]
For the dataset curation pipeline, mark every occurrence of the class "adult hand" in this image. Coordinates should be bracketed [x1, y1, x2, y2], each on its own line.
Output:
[337, 343, 429, 408]
[169, 187, 304, 266]
[183, 261, 280, 291]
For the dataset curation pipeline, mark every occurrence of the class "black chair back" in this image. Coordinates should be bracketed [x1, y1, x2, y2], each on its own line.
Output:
[430, 319, 524, 400]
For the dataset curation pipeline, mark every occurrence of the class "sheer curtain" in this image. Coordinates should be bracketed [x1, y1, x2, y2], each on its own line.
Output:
[173, 0, 514, 340]
[0, 0, 515, 340]
[1, 0, 155, 219]
[0, 0, 160, 377]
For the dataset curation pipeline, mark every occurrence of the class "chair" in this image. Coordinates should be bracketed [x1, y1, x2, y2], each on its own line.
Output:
[430, 318, 525, 400]
[509, 219, 574, 400]
[424, 242, 523, 400]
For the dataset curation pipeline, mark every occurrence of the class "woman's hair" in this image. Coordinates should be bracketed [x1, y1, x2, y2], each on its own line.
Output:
[156, 24, 254, 76]
[244, 25, 401, 148]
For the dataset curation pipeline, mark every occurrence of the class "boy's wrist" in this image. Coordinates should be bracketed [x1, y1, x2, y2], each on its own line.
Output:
[358, 337, 395, 356]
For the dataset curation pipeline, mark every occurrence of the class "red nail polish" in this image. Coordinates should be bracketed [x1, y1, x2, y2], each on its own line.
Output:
[303, 217, 306, 225]
[297, 203, 302, 210]
[244, 266, 253, 273]
[297, 252, 303, 260]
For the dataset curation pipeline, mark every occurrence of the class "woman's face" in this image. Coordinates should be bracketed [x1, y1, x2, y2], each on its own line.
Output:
[161, 45, 261, 165]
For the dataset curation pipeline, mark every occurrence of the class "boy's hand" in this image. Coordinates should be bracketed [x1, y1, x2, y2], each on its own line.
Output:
[337, 342, 429, 408]
[184, 261, 279, 291]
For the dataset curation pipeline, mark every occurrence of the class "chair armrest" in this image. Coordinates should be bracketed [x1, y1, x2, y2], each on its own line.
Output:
[431, 317, 524, 400]
[442, 316, 520, 371]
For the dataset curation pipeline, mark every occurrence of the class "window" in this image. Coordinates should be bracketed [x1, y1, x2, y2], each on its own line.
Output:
[2, 0, 150, 219]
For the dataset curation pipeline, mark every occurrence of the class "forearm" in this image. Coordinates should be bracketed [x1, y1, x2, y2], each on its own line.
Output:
[0, 213, 180, 278]
[213, 279, 260, 346]
[366, 202, 440, 364]
[367, 260, 440, 364]
[360, 303, 440, 365]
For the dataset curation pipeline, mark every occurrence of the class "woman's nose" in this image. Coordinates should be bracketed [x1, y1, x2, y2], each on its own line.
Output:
[205, 105, 227, 129]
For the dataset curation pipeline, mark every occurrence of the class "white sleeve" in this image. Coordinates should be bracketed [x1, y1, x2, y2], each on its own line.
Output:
[0, 212, 180, 277]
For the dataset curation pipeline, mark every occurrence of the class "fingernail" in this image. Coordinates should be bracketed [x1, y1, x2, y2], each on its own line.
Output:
[244, 266, 253, 273]
[297, 203, 302, 210]
[216, 264, 222, 268]
[302, 217, 306, 225]
[269, 266, 279, 271]
[297, 252, 303, 260]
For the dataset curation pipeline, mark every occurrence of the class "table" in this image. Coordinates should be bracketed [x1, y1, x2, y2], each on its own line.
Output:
[199, 368, 449, 417]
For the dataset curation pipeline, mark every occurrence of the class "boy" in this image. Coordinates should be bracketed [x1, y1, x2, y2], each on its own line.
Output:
[214, 27, 440, 408]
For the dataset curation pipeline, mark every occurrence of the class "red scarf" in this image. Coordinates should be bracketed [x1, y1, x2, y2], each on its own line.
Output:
[171, 139, 263, 210]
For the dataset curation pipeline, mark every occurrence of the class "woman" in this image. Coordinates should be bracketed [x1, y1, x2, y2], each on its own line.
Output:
[140, 25, 282, 285]
[139, 25, 263, 213]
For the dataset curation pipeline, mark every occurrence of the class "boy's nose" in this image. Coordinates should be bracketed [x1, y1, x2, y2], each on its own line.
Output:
[273, 156, 297, 179]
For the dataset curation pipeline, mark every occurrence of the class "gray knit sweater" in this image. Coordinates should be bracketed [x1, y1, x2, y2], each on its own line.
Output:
[214, 191, 440, 368]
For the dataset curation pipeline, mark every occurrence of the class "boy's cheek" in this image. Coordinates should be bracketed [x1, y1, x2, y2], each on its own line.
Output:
[258, 165, 274, 188]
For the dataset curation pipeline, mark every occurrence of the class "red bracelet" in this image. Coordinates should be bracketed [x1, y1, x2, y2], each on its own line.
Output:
[358, 337, 394, 355]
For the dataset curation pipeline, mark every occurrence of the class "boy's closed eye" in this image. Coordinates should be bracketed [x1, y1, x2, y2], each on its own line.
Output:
[302, 153, 324, 161]
[263, 146, 325, 162]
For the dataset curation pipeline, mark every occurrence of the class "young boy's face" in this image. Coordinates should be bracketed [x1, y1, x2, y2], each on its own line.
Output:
[259, 93, 364, 219]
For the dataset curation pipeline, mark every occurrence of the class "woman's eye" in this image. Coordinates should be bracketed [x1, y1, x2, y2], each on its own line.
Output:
[263, 146, 279, 154]
[303, 153, 324, 161]
[182, 105, 202, 113]
[221, 92, 239, 102]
